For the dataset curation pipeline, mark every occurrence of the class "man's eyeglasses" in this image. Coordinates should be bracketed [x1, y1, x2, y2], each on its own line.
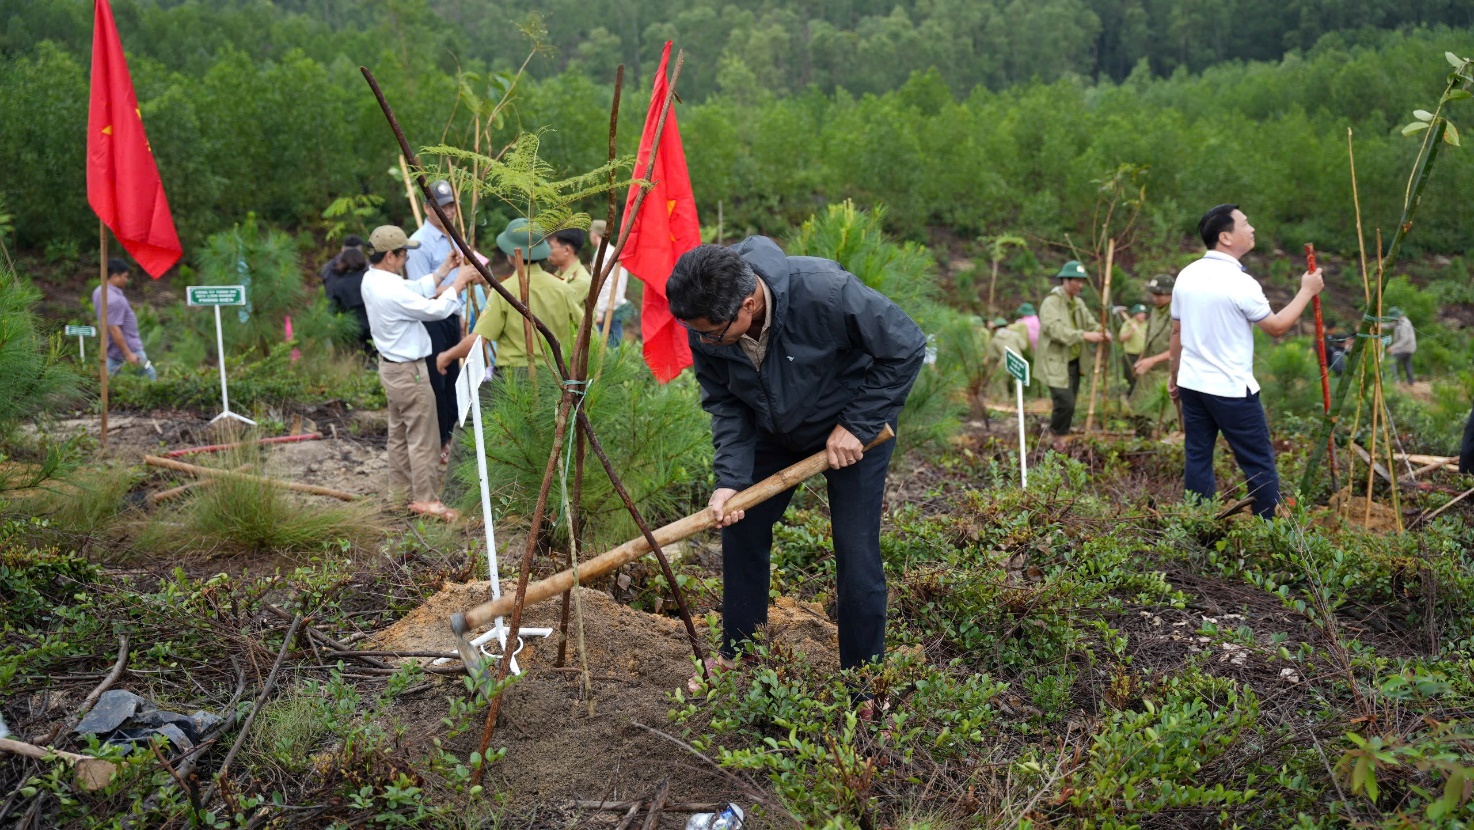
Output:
[679, 317, 735, 343]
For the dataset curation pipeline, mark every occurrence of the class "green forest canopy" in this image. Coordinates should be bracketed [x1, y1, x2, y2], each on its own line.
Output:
[1, 0, 1472, 258]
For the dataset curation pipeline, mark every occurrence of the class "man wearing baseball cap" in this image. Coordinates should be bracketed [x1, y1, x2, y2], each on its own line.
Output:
[1129, 274, 1176, 434]
[1037, 260, 1110, 451]
[361, 224, 480, 521]
[405, 179, 466, 463]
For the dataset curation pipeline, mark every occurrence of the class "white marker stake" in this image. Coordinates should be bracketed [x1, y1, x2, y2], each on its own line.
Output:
[79, 336, 85, 362]
[1004, 347, 1031, 489]
[187, 285, 255, 427]
[1016, 377, 1027, 489]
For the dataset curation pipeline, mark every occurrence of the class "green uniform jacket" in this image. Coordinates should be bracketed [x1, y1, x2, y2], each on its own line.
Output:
[1119, 317, 1146, 356]
[472, 264, 583, 368]
[1129, 304, 1173, 415]
[1037, 285, 1099, 389]
[559, 261, 592, 308]
[987, 325, 1027, 364]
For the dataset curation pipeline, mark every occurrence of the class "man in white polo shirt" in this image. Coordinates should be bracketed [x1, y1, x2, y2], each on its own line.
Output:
[1170, 204, 1323, 519]
[361, 224, 480, 521]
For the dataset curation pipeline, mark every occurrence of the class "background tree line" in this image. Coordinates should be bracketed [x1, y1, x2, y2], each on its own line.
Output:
[1, 0, 1472, 261]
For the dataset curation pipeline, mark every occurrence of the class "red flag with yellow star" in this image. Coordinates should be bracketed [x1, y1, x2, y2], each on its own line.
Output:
[619, 41, 698, 383]
[88, 0, 181, 278]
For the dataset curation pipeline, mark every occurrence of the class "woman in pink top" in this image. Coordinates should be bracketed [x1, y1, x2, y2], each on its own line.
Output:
[1015, 303, 1040, 349]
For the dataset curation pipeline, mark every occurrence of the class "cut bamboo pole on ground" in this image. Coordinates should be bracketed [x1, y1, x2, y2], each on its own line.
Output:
[163, 433, 322, 458]
[143, 455, 358, 501]
[1083, 239, 1115, 433]
[0, 739, 116, 791]
[454, 425, 896, 632]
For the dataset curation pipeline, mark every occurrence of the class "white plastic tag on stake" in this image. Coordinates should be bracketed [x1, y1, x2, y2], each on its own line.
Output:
[466, 334, 488, 390]
[455, 365, 472, 427]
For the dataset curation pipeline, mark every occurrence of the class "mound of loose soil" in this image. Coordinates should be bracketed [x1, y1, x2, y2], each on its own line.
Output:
[1320, 487, 1401, 531]
[371, 581, 837, 821]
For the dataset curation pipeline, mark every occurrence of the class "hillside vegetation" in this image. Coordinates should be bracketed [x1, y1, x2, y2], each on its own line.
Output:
[1, 1, 1473, 259]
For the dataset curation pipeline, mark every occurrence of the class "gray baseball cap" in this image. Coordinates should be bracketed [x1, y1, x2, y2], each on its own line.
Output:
[427, 179, 456, 207]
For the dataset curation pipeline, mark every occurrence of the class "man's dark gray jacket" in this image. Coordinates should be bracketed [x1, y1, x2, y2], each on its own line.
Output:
[690, 236, 926, 490]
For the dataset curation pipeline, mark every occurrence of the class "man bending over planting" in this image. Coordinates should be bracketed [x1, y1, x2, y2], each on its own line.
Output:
[666, 238, 926, 705]
[1170, 204, 1324, 518]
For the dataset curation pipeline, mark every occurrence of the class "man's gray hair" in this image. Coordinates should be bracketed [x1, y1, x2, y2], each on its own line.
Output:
[666, 244, 759, 323]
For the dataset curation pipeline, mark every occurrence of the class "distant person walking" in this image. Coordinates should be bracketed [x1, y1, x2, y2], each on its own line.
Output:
[360, 224, 479, 521]
[1129, 275, 1176, 434]
[590, 219, 630, 345]
[405, 179, 465, 462]
[1170, 204, 1323, 519]
[1388, 308, 1417, 383]
[93, 257, 156, 381]
[1038, 260, 1110, 451]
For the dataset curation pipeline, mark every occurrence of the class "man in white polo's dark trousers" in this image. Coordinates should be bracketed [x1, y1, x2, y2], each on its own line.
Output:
[1170, 204, 1324, 519]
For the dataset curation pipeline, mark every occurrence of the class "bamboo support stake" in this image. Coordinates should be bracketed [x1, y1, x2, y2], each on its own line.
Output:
[360, 63, 710, 772]
[399, 154, 423, 228]
[143, 455, 358, 501]
[1083, 239, 1116, 432]
[514, 247, 536, 385]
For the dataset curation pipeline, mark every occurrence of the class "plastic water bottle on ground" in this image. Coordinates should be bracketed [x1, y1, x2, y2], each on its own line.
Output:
[684, 803, 744, 830]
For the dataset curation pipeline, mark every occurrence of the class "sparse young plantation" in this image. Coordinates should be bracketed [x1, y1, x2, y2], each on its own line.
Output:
[3, 1, 1474, 828]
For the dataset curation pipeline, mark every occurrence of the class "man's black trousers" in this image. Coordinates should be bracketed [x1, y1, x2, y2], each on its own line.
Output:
[1180, 386, 1280, 519]
[423, 316, 461, 448]
[1048, 359, 1081, 435]
[721, 431, 895, 671]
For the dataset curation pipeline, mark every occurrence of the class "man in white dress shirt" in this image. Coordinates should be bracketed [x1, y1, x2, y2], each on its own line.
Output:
[1169, 204, 1324, 519]
[361, 224, 479, 520]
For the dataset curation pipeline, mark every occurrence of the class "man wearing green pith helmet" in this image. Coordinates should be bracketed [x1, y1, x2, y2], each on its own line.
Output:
[1038, 260, 1110, 452]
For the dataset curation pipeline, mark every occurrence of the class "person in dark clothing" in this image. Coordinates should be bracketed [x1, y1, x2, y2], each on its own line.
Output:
[1461, 405, 1474, 476]
[319, 235, 364, 283]
[666, 238, 926, 702]
[324, 247, 373, 354]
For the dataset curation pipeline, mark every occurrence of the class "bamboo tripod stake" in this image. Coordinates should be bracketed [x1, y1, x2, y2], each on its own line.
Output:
[359, 54, 703, 782]
[1083, 239, 1116, 433]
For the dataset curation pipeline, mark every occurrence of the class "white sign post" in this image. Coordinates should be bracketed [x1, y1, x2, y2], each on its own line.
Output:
[65, 325, 97, 361]
[186, 285, 255, 426]
[438, 337, 547, 674]
[1005, 347, 1031, 488]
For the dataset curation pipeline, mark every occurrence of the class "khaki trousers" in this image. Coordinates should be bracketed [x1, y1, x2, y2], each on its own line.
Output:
[378, 357, 441, 503]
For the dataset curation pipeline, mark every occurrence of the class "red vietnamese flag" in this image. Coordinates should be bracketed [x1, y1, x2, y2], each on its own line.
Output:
[88, 0, 181, 278]
[619, 41, 699, 383]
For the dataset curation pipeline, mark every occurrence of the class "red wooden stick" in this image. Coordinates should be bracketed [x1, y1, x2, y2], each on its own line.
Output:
[1306, 244, 1338, 482]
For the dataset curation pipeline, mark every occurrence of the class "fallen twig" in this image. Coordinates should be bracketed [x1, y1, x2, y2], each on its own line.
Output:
[263, 603, 391, 670]
[201, 615, 302, 808]
[639, 779, 670, 830]
[575, 800, 723, 813]
[1418, 482, 1474, 525]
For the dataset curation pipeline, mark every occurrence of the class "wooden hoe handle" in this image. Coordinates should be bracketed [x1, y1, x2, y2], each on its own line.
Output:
[456, 424, 897, 631]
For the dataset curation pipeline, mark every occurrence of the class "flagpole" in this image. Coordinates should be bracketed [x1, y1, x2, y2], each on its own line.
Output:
[98, 220, 109, 451]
